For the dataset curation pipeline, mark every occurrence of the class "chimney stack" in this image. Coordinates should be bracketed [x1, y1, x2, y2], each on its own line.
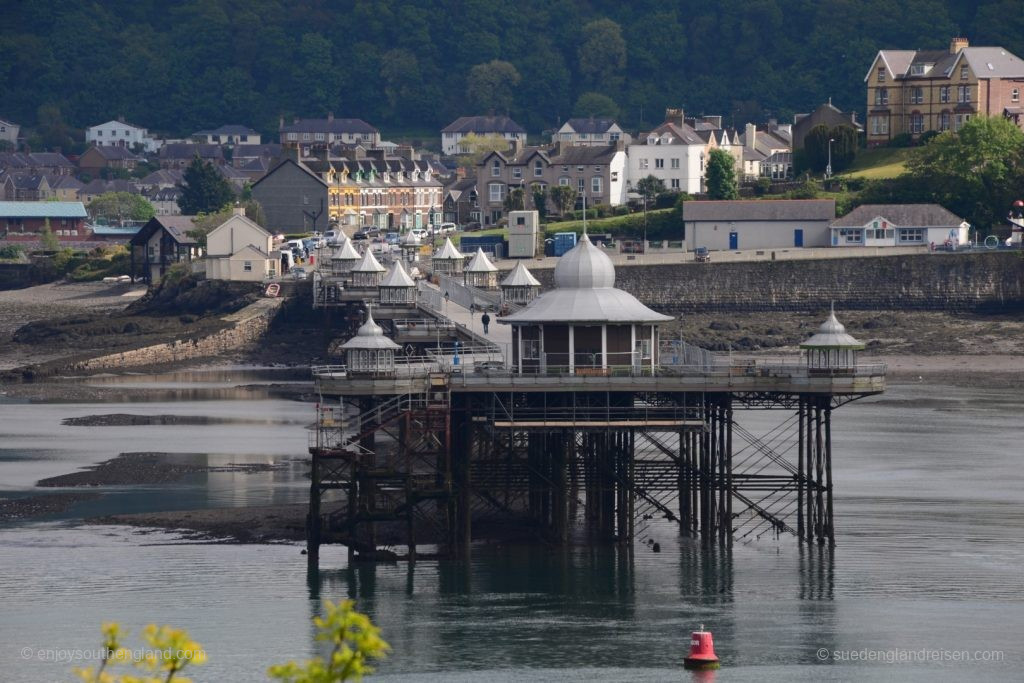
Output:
[950, 37, 969, 54]
[745, 122, 757, 151]
[666, 108, 685, 127]
[279, 116, 285, 130]
[233, 203, 245, 217]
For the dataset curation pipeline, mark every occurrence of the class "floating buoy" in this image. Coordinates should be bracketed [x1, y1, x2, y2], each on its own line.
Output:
[652, 542, 661, 553]
[683, 624, 720, 670]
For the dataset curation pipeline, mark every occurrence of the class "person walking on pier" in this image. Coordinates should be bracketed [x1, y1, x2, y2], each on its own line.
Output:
[481, 310, 491, 334]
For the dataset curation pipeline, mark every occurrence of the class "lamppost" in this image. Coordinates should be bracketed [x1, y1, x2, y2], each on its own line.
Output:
[826, 137, 835, 179]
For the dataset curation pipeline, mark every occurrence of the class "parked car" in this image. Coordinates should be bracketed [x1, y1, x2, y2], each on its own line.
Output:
[323, 229, 341, 245]
[289, 266, 308, 280]
[462, 222, 482, 232]
[694, 246, 711, 263]
[437, 222, 457, 234]
[385, 231, 400, 245]
[352, 231, 369, 241]
[409, 228, 428, 240]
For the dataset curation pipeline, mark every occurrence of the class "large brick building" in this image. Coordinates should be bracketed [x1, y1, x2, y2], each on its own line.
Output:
[865, 38, 1024, 146]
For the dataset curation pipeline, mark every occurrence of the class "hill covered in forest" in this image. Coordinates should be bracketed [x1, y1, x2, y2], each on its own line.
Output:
[2, 0, 1022, 140]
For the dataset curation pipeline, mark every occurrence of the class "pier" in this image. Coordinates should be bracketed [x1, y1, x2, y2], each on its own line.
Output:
[306, 234, 885, 565]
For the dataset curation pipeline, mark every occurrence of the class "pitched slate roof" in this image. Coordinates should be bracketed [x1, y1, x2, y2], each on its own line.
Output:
[0, 201, 87, 218]
[139, 169, 184, 187]
[563, 117, 617, 134]
[830, 204, 965, 228]
[47, 175, 84, 191]
[442, 116, 525, 134]
[958, 46, 1024, 78]
[158, 143, 224, 160]
[549, 145, 619, 165]
[193, 125, 259, 136]
[281, 118, 378, 134]
[682, 199, 836, 222]
[251, 158, 328, 189]
[644, 121, 703, 145]
[232, 144, 281, 159]
[130, 216, 197, 245]
[83, 145, 144, 161]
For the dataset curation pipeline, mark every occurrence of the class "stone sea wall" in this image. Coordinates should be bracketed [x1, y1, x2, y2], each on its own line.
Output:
[525, 252, 1024, 313]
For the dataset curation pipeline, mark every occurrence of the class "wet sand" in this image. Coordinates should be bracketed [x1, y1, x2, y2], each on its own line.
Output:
[0, 492, 103, 522]
[36, 452, 286, 488]
[96, 504, 313, 543]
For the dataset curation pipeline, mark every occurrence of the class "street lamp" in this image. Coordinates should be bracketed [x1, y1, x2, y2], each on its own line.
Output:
[826, 137, 835, 179]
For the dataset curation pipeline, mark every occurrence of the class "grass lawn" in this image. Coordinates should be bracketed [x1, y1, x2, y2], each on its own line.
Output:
[840, 147, 912, 179]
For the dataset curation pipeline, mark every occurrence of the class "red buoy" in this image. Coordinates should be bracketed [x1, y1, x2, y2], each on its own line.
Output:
[683, 624, 720, 670]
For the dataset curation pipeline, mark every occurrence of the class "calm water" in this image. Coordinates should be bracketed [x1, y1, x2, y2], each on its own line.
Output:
[1, 367, 1022, 682]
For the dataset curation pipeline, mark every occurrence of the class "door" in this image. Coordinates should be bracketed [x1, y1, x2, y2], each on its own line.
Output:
[728, 231, 738, 250]
[794, 228, 804, 247]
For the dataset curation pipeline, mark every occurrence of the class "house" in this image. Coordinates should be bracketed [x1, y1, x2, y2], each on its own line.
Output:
[552, 117, 629, 147]
[793, 101, 862, 151]
[0, 117, 19, 146]
[737, 122, 794, 180]
[217, 163, 250, 192]
[128, 216, 200, 283]
[476, 143, 627, 226]
[46, 175, 84, 201]
[136, 169, 184, 192]
[829, 204, 968, 247]
[250, 155, 329, 234]
[192, 125, 261, 146]
[205, 206, 278, 280]
[443, 175, 479, 226]
[0, 201, 88, 241]
[627, 111, 705, 194]
[145, 187, 182, 216]
[865, 37, 1024, 146]
[0, 152, 75, 177]
[232, 144, 281, 167]
[8, 174, 52, 201]
[441, 116, 526, 156]
[279, 114, 380, 149]
[158, 143, 226, 169]
[77, 179, 140, 205]
[681, 199, 836, 251]
[85, 118, 161, 153]
[78, 145, 145, 177]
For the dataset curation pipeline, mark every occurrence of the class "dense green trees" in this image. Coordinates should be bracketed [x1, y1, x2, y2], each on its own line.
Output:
[705, 149, 738, 200]
[2, 1, 1022, 138]
[802, 124, 858, 175]
[178, 158, 235, 215]
[87, 192, 156, 223]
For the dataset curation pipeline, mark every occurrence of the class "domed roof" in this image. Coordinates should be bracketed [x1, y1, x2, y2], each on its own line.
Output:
[339, 309, 401, 350]
[800, 307, 865, 349]
[500, 232, 672, 325]
[465, 247, 498, 273]
[553, 233, 615, 288]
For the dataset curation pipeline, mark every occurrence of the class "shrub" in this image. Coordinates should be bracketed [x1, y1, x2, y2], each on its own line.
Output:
[0, 244, 24, 260]
[888, 133, 914, 148]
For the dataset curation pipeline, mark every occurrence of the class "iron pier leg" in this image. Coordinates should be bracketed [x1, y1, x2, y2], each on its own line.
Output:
[815, 404, 825, 545]
[308, 450, 321, 567]
[725, 402, 733, 547]
[825, 407, 835, 547]
[797, 398, 805, 542]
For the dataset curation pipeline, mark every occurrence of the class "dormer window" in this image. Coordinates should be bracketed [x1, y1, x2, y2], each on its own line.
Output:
[491, 159, 501, 177]
[910, 63, 929, 76]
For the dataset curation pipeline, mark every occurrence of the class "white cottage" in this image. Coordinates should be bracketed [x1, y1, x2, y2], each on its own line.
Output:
[829, 204, 969, 248]
[205, 208, 278, 281]
[499, 233, 672, 375]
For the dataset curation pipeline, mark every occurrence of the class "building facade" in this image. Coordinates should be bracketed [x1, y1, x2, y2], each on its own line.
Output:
[85, 119, 161, 152]
[829, 204, 968, 247]
[865, 38, 1024, 146]
[552, 118, 629, 147]
[205, 208, 278, 280]
[192, 125, 261, 145]
[279, 115, 380, 148]
[0, 118, 19, 145]
[441, 116, 526, 156]
[0, 201, 88, 240]
[681, 199, 836, 251]
[626, 117, 705, 194]
[251, 158, 329, 234]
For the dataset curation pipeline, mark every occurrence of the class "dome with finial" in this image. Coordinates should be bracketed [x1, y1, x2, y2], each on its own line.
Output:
[500, 231, 672, 324]
[553, 233, 615, 288]
[339, 308, 400, 350]
[800, 305, 864, 349]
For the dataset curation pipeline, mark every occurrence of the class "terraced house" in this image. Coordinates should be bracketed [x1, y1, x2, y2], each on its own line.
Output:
[865, 37, 1024, 146]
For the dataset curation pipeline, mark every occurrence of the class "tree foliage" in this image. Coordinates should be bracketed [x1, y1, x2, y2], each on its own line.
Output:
[178, 157, 235, 215]
[705, 149, 738, 200]
[465, 60, 521, 114]
[803, 124, 858, 174]
[573, 92, 619, 119]
[905, 115, 1024, 232]
[87, 192, 156, 223]
[75, 622, 206, 683]
[550, 185, 578, 216]
[635, 175, 665, 200]
[531, 182, 548, 222]
[455, 133, 511, 167]
[2, 2, 1022, 137]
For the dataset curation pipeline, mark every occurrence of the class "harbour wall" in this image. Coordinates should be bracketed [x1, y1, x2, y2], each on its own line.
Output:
[526, 252, 1024, 313]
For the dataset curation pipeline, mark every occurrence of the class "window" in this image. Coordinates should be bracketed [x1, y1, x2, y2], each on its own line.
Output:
[655, 158, 664, 169]
[591, 176, 602, 194]
[910, 64, 926, 76]
[671, 158, 680, 169]
[315, 133, 325, 141]
[1013, 88, 1020, 102]
[911, 87, 924, 104]
[579, 133, 588, 140]
[671, 178, 680, 189]
[874, 88, 889, 106]
[302, 133, 311, 141]
[638, 158, 649, 170]
[870, 116, 889, 135]
[610, 132, 620, 142]
[243, 261, 253, 272]
[910, 113, 924, 134]
[558, 176, 569, 186]
[488, 182, 504, 202]
[97, 130, 103, 137]
[939, 86, 950, 103]
[839, 228, 863, 244]
[577, 178, 585, 193]
[939, 111, 950, 131]
[957, 85, 971, 103]
[491, 159, 501, 177]
[534, 160, 543, 177]
[512, 167, 522, 179]
[960, 65, 969, 80]
[898, 228, 925, 243]
[522, 339, 539, 359]
[877, 67, 886, 83]
[288, 133, 297, 141]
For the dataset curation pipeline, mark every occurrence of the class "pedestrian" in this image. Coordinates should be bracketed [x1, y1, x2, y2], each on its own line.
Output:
[481, 311, 491, 334]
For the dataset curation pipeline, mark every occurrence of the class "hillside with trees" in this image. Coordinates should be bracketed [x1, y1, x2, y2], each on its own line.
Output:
[2, 1, 1022, 141]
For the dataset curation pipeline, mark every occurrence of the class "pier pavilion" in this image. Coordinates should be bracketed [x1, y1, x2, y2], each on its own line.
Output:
[307, 233, 886, 564]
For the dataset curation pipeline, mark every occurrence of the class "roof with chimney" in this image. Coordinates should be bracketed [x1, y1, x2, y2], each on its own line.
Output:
[643, 121, 704, 145]
[867, 40, 1024, 81]
[560, 118, 619, 134]
[280, 117, 378, 135]
[193, 125, 259, 136]
[442, 116, 525, 134]
[158, 143, 225, 160]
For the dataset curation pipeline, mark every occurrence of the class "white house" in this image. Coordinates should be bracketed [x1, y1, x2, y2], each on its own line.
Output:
[0, 118, 19, 146]
[627, 120, 705, 195]
[829, 204, 969, 248]
[192, 125, 261, 146]
[441, 116, 526, 156]
[85, 118, 161, 153]
[552, 118, 629, 147]
[205, 207, 279, 281]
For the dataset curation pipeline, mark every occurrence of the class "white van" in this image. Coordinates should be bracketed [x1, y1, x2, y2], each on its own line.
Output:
[435, 222, 457, 235]
[324, 229, 341, 245]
